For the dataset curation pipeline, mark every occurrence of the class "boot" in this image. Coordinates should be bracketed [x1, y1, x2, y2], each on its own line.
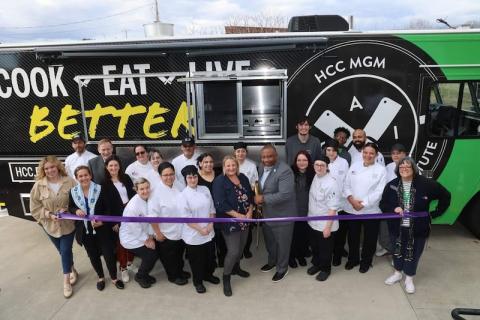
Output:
[223, 275, 232, 297]
[232, 262, 250, 278]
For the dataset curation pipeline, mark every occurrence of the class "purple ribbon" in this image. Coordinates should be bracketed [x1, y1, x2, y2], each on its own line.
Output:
[58, 212, 428, 224]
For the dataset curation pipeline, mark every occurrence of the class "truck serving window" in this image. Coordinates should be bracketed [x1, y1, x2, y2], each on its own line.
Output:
[180, 69, 287, 141]
[428, 81, 480, 137]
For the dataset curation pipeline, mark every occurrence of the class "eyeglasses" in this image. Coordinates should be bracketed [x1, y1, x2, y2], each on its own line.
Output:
[399, 165, 412, 170]
[314, 163, 327, 167]
[135, 151, 146, 156]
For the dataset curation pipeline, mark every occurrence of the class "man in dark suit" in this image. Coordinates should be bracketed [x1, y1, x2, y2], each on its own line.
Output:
[255, 144, 296, 282]
[88, 138, 114, 184]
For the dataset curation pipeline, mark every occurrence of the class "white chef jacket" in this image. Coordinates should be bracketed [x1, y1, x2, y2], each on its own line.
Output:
[239, 158, 259, 187]
[308, 174, 340, 232]
[179, 185, 215, 245]
[125, 160, 160, 189]
[119, 194, 151, 249]
[171, 152, 201, 189]
[65, 150, 96, 178]
[349, 147, 385, 166]
[149, 181, 183, 240]
[328, 156, 349, 212]
[343, 161, 386, 214]
[386, 162, 397, 182]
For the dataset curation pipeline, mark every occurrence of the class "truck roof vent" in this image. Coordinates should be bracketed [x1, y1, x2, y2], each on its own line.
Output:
[288, 15, 349, 32]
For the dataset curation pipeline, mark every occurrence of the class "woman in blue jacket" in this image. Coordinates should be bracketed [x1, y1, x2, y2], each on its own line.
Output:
[380, 157, 450, 294]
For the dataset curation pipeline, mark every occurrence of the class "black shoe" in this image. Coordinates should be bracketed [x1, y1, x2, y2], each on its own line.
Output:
[113, 279, 125, 289]
[232, 263, 250, 278]
[181, 270, 191, 279]
[243, 250, 253, 259]
[145, 274, 156, 284]
[96, 280, 105, 291]
[204, 275, 220, 285]
[316, 271, 330, 282]
[134, 274, 152, 288]
[342, 249, 349, 257]
[345, 261, 359, 270]
[223, 275, 232, 297]
[169, 277, 188, 286]
[195, 284, 206, 294]
[272, 270, 288, 282]
[359, 264, 371, 273]
[289, 259, 298, 268]
[260, 264, 275, 272]
[298, 257, 307, 267]
[307, 265, 321, 275]
[332, 256, 342, 267]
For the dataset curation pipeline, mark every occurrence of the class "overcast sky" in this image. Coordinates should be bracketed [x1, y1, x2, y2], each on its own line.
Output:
[0, 0, 479, 43]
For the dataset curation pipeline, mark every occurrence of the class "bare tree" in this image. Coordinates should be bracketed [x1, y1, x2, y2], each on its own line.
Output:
[405, 18, 435, 30]
[463, 20, 480, 28]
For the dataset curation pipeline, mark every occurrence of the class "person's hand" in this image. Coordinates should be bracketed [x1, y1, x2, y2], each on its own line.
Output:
[207, 223, 214, 233]
[394, 207, 404, 215]
[75, 209, 86, 217]
[199, 228, 210, 236]
[58, 208, 67, 213]
[254, 195, 264, 205]
[246, 210, 253, 220]
[155, 232, 166, 242]
[49, 212, 58, 221]
[323, 226, 331, 239]
[92, 220, 103, 228]
[350, 198, 364, 211]
[145, 238, 156, 249]
[112, 224, 120, 232]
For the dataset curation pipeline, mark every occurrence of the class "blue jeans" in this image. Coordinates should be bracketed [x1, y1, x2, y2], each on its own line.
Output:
[47, 231, 75, 274]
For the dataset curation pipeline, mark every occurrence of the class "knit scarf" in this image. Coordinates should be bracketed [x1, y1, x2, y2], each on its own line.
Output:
[71, 182, 101, 234]
[395, 180, 416, 261]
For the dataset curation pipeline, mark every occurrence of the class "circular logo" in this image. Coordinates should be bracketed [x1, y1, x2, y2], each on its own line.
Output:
[287, 39, 453, 177]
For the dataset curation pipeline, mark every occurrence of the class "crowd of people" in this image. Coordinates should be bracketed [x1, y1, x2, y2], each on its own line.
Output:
[29, 117, 451, 299]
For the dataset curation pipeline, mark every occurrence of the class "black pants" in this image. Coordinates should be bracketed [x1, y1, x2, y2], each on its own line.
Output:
[156, 239, 184, 281]
[310, 227, 335, 273]
[347, 217, 380, 267]
[130, 245, 158, 279]
[290, 221, 310, 261]
[186, 241, 216, 286]
[83, 230, 117, 280]
[333, 210, 348, 259]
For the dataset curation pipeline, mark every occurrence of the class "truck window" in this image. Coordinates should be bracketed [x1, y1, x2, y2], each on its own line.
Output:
[428, 81, 480, 137]
[202, 81, 238, 134]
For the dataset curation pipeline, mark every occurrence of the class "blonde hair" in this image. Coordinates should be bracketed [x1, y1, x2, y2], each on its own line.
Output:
[133, 178, 150, 191]
[36, 156, 68, 180]
[222, 155, 240, 176]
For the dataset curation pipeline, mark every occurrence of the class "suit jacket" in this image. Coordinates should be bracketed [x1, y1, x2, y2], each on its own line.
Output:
[258, 161, 297, 226]
[102, 175, 136, 221]
[88, 156, 106, 185]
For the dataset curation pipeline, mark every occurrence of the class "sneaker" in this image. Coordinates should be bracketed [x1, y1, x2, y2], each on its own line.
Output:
[260, 264, 275, 272]
[376, 248, 389, 257]
[316, 271, 330, 282]
[272, 270, 288, 282]
[385, 272, 402, 285]
[63, 282, 73, 299]
[345, 261, 359, 270]
[69, 267, 78, 286]
[307, 265, 321, 276]
[134, 274, 151, 289]
[96, 279, 105, 291]
[121, 269, 130, 283]
[405, 277, 415, 294]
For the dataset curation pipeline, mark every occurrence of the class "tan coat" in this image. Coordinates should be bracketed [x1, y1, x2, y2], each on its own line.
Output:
[30, 176, 77, 238]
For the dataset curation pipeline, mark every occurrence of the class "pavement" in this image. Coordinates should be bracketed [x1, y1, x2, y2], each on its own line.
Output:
[0, 216, 479, 320]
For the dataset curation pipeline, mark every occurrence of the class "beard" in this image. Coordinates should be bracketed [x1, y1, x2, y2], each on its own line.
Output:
[353, 140, 364, 150]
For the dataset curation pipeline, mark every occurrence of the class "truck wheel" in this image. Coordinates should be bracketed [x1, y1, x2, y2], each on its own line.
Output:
[460, 193, 480, 239]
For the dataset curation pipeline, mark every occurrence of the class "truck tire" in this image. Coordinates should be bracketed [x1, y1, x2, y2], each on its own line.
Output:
[460, 193, 480, 239]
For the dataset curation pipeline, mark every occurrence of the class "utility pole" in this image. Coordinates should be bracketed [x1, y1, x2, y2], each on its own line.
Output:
[154, 0, 160, 22]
